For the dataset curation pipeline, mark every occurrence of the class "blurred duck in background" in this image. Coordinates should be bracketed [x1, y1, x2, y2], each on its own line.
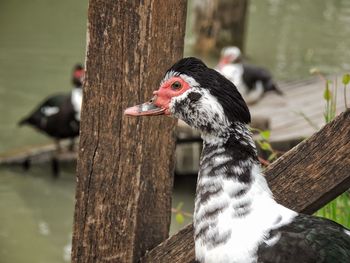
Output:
[216, 46, 283, 105]
[18, 64, 84, 151]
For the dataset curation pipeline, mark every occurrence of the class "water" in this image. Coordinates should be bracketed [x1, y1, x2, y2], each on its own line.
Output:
[245, 0, 350, 80]
[0, 0, 88, 153]
[0, 166, 195, 263]
[1, 0, 350, 262]
[0, 165, 75, 263]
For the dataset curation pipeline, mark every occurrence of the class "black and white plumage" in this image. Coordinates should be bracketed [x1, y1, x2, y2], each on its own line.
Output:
[217, 46, 283, 105]
[19, 64, 84, 143]
[125, 57, 350, 263]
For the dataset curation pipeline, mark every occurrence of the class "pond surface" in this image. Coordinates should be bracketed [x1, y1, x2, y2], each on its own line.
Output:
[0, 165, 75, 263]
[245, 0, 350, 80]
[1, 0, 350, 262]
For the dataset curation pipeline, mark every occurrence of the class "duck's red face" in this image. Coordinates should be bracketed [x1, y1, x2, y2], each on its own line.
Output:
[74, 69, 84, 79]
[124, 76, 190, 116]
[217, 54, 237, 69]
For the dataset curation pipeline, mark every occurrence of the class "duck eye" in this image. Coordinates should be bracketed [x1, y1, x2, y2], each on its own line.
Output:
[171, 81, 182, 90]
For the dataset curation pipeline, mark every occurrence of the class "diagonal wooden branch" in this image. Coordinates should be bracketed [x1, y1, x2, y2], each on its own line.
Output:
[140, 110, 350, 263]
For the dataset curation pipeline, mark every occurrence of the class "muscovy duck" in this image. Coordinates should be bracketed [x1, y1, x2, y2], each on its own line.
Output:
[216, 46, 283, 105]
[18, 64, 84, 149]
[125, 57, 350, 263]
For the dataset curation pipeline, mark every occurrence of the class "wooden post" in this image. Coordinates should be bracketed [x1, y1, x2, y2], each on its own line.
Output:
[193, 0, 249, 55]
[71, 1, 187, 262]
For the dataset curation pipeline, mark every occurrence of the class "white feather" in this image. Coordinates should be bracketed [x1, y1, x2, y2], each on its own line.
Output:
[41, 106, 59, 116]
[195, 164, 297, 263]
[219, 64, 247, 95]
[344, 229, 350, 237]
[71, 88, 82, 121]
[263, 233, 281, 247]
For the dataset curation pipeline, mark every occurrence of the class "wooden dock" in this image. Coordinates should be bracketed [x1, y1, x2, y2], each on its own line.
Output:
[0, 142, 77, 167]
[0, 75, 347, 169]
[250, 75, 348, 143]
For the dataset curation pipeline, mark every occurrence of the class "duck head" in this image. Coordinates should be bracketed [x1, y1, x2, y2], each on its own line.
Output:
[72, 64, 85, 88]
[217, 46, 242, 69]
[125, 57, 250, 136]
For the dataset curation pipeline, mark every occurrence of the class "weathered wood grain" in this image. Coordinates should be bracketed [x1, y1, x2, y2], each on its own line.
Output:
[141, 110, 350, 263]
[266, 110, 350, 214]
[71, 1, 187, 262]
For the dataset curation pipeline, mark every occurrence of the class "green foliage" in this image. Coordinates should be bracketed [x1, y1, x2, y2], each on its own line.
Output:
[323, 80, 337, 123]
[323, 81, 331, 102]
[175, 202, 184, 224]
[173, 202, 191, 225]
[259, 141, 272, 152]
[252, 128, 277, 163]
[343, 74, 350, 85]
[318, 73, 350, 123]
[315, 192, 350, 227]
[313, 72, 350, 228]
[260, 130, 271, 141]
[343, 73, 350, 109]
[175, 213, 185, 224]
[309, 70, 350, 121]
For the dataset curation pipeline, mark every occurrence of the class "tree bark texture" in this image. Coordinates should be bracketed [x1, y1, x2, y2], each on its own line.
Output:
[71, 1, 187, 262]
[193, 0, 249, 55]
[141, 110, 350, 263]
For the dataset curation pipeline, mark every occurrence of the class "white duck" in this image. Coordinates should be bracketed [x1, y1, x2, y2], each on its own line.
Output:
[125, 57, 350, 263]
[216, 46, 283, 105]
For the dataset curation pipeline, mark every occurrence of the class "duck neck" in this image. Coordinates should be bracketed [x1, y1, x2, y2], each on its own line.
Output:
[194, 122, 275, 250]
[194, 123, 296, 263]
[200, 122, 259, 171]
[71, 87, 82, 121]
[195, 122, 268, 217]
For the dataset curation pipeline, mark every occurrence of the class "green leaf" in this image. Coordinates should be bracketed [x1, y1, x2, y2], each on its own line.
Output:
[323, 83, 331, 102]
[260, 130, 271, 141]
[259, 141, 272, 151]
[176, 213, 184, 224]
[343, 74, 350, 85]
[268, 152, 277, 161]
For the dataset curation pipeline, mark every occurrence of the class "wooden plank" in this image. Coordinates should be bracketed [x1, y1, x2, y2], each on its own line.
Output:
[266, 110, 350, 214]
[0, 143, 76, 166]
[249, 74, 348, 143]
[71, 1, 187, 262]
[141, 110, 350, 263]
[280, 82, 323, 97]
[277, 78, 317, 91]
[140, 224, 196, 263]
[269, 108, 346, 142]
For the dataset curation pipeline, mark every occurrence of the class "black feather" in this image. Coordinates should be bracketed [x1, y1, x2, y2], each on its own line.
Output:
[258, 214, 350, 263]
